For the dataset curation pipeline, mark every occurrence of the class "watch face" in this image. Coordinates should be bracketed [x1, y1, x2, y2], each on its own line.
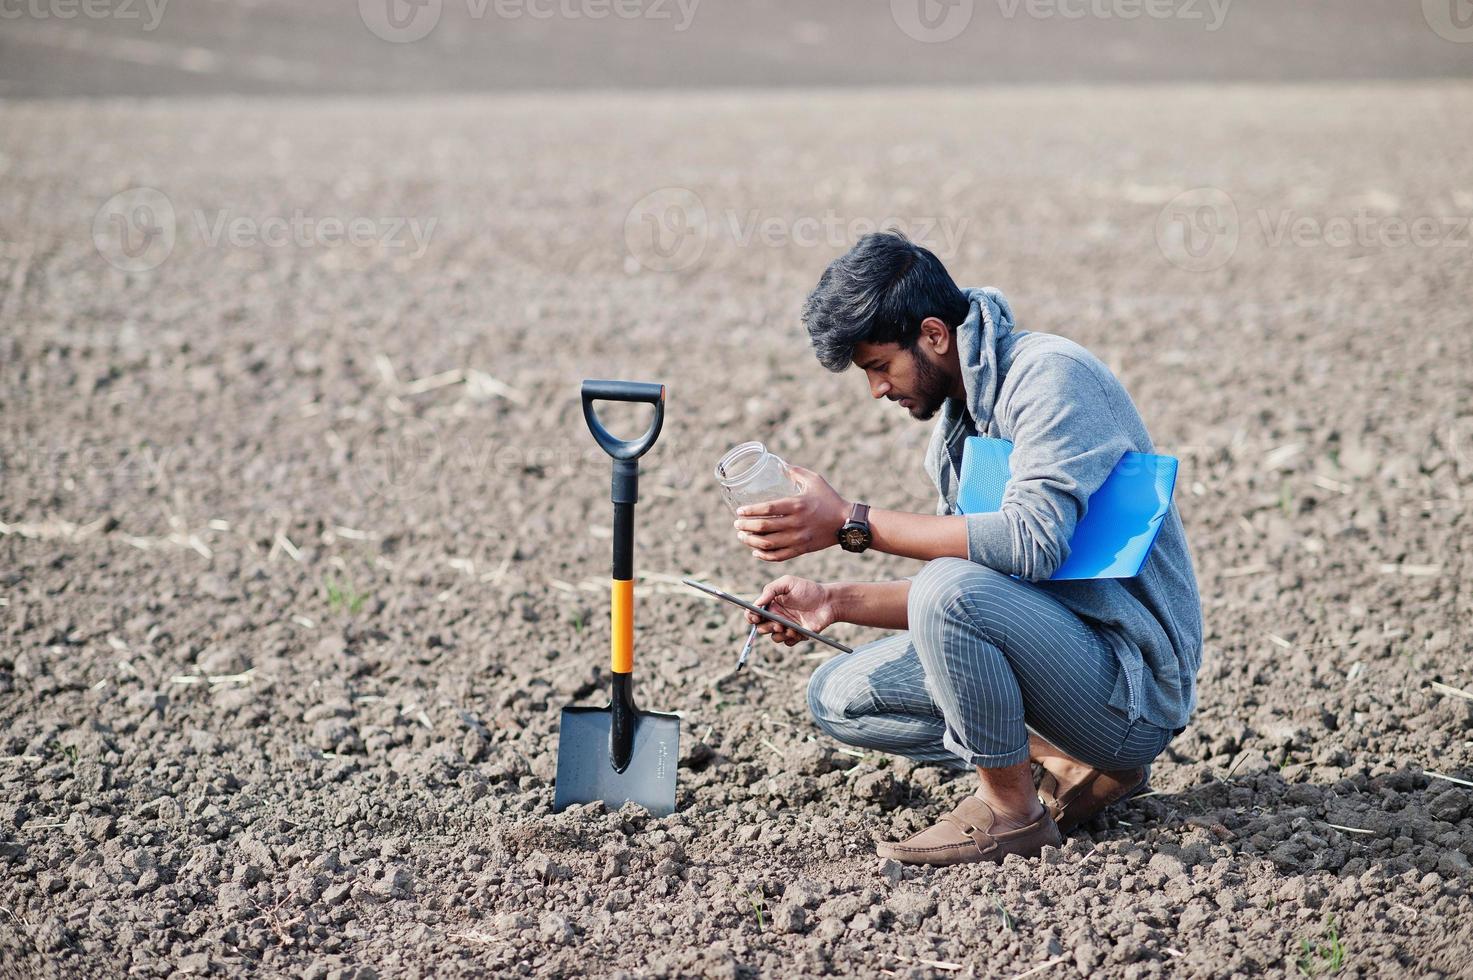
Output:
[838, 525, 870, 551]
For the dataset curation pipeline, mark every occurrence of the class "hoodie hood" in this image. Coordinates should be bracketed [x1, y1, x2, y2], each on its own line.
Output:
[952, 286, 1017, 431]
[924, 286, 1019, 490]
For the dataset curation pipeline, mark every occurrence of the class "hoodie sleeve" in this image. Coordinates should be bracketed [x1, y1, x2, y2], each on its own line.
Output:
[963, 353, 1135, 581]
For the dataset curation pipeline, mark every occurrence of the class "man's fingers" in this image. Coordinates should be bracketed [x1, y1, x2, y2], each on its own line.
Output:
[757, 618, 798, 644]
[754, 547, 801, 563]
[741, 530, 801, 552]
[736, 497, 799, 519]
[741, 531, 784, 552]
[733, 517, 783, 533]
[754, 613, 791, 639]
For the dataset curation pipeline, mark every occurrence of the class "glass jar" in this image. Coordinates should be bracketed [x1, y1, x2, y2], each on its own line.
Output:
[714, 441, 799, 513]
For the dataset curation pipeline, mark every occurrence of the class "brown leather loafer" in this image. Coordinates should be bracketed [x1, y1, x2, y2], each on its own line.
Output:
[876, 796, 1062, 867]
[1037, 765, 1149, 833]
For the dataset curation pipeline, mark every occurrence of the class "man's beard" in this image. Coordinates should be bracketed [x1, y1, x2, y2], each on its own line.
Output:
[905, 347, 952, 421]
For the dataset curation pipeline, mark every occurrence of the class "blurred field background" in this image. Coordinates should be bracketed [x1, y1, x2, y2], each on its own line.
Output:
[3, 0, 1472, 97]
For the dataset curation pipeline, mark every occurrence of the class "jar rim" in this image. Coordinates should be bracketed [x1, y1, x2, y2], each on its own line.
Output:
[715, 441, 770, 487]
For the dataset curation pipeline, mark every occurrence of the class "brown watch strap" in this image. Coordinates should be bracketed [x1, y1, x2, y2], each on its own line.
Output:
[849, 502, 870, 525]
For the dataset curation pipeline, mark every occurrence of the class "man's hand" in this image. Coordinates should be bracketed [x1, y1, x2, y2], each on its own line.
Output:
[746, 575, 839, 646]
[732, 465, 850, 563]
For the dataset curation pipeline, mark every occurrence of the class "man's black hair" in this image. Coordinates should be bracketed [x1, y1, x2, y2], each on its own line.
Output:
[801, 231, 970, 373]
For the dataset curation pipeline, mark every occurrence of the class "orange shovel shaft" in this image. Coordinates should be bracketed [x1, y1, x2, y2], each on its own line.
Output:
[610, 577, 634, 673]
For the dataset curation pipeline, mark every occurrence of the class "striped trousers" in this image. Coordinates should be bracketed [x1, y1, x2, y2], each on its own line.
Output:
[807, 558, 1174, 771]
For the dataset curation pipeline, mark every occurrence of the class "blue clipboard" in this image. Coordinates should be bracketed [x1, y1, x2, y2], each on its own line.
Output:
[956, 437, 1177, 580]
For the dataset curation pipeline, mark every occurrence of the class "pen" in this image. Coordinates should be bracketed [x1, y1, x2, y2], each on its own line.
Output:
[737, 605, 766, 671]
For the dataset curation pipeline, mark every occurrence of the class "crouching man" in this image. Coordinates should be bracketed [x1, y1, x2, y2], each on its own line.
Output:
[734, 233, 1202, 866]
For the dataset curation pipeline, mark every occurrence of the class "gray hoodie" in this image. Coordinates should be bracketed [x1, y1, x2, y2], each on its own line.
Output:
[922, 288, 1202, 730]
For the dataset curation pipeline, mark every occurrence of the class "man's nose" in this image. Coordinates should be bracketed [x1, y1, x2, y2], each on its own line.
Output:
[870, 379, 890, 399]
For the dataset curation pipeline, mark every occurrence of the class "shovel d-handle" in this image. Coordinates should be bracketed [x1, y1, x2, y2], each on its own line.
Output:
[581, 380, 665, 462]
[581, 379, 666, 773]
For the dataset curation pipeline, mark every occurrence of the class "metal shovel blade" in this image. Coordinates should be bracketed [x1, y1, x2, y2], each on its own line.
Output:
[553, 705, 679, 817]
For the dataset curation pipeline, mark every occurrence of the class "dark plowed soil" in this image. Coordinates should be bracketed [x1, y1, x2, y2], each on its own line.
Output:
[2, 85, 1471, 977]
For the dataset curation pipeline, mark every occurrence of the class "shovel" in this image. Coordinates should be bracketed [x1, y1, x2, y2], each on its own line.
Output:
[553, 379, 679, 817]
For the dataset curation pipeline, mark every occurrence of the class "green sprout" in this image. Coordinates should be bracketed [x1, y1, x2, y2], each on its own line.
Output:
[1296, 915, 1346, 976]
[737, 889, 766, 932]
[985, 885, 1016, 931]
[324, 577, 368, 614]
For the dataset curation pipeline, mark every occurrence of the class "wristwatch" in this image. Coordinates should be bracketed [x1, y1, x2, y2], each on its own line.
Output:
[836, 502, 873, 553]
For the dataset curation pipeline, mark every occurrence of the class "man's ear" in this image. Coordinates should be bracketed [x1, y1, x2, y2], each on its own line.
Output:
[919, 316, 951, 356]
